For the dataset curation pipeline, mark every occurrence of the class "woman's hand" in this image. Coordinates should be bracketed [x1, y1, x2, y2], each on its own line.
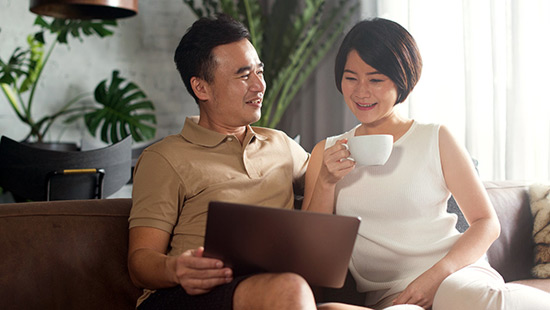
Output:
[318, 139, 356, 184]
[302, 138, 355, 212]
[393, 264, 450, 309]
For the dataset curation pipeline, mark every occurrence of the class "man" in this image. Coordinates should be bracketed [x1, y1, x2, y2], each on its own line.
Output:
[127, 14, 319, 309]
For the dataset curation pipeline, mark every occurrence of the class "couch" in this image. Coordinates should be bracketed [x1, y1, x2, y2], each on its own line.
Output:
[0, 181, 548, 309]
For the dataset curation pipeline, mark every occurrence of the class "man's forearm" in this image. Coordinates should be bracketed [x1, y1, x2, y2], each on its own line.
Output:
[128, 248, 178, 289]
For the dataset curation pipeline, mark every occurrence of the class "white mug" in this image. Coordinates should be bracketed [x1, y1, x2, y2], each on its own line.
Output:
[344, 134, 393, 166]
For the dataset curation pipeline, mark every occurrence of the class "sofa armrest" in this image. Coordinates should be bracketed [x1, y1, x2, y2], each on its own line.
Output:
[0, 199, 141, 310]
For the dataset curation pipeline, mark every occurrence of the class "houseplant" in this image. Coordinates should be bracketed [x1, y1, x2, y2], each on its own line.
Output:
[183, 0, 359, 128]
[0, 16, 156, 144]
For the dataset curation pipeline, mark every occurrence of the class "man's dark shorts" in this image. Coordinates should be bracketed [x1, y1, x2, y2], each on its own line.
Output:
[137, 275, 250, 310]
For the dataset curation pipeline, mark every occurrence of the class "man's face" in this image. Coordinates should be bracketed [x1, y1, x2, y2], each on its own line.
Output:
[200, 39, 266, 129]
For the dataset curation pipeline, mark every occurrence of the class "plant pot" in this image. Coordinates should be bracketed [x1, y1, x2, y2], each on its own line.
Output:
[23, 142, 79, 152]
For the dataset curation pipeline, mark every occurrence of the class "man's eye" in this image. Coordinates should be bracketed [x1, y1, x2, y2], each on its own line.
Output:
[241, 74, 250, 79]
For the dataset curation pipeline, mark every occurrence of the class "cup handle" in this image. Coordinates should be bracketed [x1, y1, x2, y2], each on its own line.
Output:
[339, 143, 355, 162]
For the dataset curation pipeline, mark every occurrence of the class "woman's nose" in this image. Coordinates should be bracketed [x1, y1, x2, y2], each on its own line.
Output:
[356, 81, 371, 98]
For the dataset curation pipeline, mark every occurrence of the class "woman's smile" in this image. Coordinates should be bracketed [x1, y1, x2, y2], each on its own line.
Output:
[355, 101, 377, 110]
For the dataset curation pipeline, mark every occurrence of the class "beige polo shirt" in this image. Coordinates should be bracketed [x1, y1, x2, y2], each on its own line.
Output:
[129, 117, 309, 257]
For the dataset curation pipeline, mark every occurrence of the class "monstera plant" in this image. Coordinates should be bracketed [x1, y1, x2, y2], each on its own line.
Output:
[65, 69, 156, 144]
[0, 16, 156, 144]
[183, 0, 359, 128]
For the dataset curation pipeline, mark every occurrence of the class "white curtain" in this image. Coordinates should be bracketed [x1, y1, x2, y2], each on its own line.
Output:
[357, 0, 550, 181]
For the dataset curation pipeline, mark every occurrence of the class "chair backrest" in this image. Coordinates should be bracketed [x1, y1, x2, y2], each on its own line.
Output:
[0, 136, 132, 201]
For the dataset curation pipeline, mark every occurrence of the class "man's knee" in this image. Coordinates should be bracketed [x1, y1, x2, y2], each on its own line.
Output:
[234, 272, 315, 310]
[264, 273, 315, 303]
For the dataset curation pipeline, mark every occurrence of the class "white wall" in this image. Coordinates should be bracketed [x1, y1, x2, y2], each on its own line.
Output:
[0, 0, 200, 146]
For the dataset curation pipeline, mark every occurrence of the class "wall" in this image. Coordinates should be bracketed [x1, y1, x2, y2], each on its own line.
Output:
[0, 0, 200, 147]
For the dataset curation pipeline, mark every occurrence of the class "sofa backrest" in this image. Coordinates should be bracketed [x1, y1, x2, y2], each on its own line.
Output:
[0, 199, 141, 310]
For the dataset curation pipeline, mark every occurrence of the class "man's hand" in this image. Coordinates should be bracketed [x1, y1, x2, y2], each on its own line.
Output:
[128, 227, 233, 295]
[174, 247, 233, 295]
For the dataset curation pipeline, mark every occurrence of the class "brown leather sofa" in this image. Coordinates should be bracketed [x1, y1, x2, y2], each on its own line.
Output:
[0, 181, 548, 309]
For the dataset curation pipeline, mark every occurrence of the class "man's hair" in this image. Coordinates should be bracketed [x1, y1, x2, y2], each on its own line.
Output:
[334, 18, 423, 104]
[174, 14, 251, 103]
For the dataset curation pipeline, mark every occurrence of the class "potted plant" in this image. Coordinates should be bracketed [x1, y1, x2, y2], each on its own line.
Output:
[183, 0, 359, 128]
[0, 16, 156, 145]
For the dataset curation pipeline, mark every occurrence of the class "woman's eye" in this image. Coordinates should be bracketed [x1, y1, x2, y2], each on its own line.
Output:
[370, 79, 383, 83]
[344, 77, 357, 81]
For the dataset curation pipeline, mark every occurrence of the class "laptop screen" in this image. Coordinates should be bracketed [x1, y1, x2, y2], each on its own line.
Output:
[204, 201, 361, 288]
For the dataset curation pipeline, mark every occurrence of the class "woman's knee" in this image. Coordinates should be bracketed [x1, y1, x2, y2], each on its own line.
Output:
[433, 266, 504, 310]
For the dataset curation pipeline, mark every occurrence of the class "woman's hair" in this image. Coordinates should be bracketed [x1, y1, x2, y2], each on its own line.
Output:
[334, 18, 423, 104]
[174, 14, 250, 103]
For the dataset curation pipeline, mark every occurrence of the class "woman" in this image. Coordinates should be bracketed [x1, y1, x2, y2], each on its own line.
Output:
[303, 18, 550, 310]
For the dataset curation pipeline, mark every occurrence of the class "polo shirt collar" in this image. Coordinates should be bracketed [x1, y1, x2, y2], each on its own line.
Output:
[180, 116, 267, 147]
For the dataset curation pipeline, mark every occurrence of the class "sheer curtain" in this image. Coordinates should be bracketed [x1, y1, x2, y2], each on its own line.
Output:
[359, 0, 550, 181]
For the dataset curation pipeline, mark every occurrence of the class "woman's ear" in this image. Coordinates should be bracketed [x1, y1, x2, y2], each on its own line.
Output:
[190, 77, 210, 101]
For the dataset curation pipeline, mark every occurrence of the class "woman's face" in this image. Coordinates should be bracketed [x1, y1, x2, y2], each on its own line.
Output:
[341, 50, 399, 127]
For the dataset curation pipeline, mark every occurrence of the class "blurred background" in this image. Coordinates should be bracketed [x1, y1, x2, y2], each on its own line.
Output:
[1, 0, 549, 182]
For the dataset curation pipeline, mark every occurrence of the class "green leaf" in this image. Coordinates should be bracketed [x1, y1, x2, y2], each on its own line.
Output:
[33, 31, 45, 44]
[86, 70, 157, 143]
[33, 17, 117, 45]
[220, 0, 239, 19]
[0, 47, 31, 86]
[19, 35, 45, 93]
[240, 0, 263, 54]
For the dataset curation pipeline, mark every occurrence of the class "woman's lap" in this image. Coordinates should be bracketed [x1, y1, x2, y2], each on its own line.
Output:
[433, 264, 550, 310]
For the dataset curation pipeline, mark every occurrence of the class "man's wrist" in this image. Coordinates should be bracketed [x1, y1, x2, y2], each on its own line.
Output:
[164, 255, 180, 286]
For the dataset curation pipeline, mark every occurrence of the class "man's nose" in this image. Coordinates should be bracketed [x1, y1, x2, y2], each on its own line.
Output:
[250, 73, 266, 92]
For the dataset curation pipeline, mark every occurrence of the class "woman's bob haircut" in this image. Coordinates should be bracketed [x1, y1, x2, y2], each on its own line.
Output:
[334, 18, 423, 104]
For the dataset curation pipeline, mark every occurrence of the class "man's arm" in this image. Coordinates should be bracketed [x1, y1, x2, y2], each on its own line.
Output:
[128, 226, 234, 295]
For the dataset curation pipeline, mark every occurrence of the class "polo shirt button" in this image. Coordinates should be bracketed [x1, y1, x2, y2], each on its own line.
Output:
[227, 137, 233, 142]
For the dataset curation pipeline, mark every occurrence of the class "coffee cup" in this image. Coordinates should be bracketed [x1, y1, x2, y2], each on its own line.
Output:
[344, 135, 393, 166]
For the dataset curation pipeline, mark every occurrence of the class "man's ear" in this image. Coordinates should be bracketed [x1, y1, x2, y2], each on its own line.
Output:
[190, 77, 210, 101]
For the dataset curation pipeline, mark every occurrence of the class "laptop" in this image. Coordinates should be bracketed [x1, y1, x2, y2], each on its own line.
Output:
[203, 201, 361, 288]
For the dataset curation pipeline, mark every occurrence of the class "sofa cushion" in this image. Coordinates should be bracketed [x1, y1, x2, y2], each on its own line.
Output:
[0, 199, 141, 310]
[529, 183, 550, 278]
[485, 181, 535, 282]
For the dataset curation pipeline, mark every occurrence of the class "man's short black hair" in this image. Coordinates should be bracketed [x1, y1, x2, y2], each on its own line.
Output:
[174, 14, 251, 103]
